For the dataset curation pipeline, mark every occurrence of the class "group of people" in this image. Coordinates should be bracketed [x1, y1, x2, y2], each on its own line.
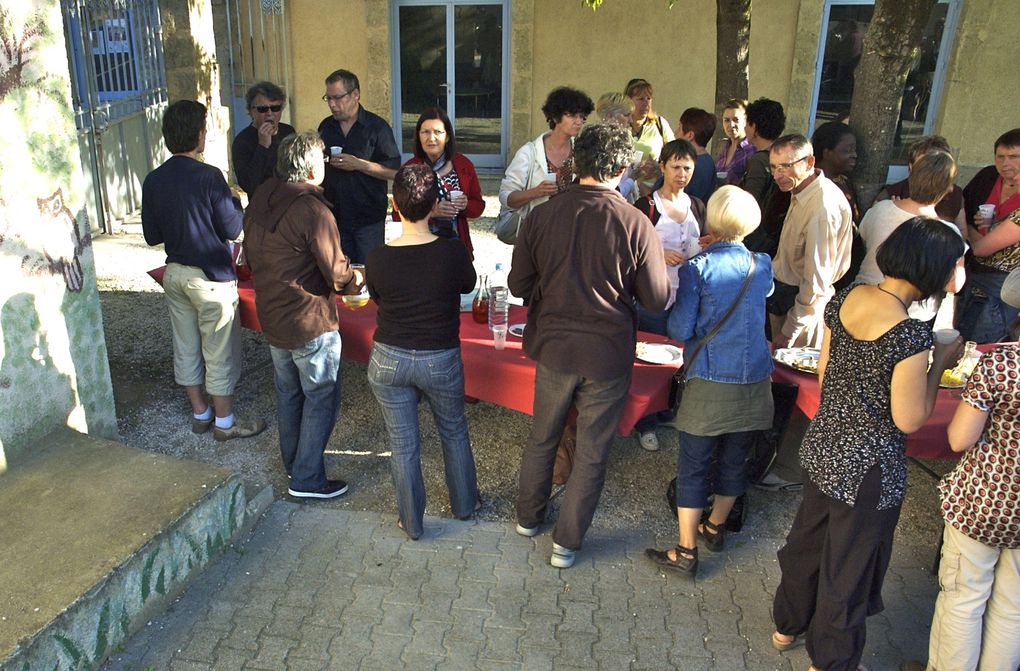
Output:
[140, 70, 1020, 671]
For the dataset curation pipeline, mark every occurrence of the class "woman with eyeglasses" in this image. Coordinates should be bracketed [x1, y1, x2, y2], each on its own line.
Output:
[497, 87, 594, 241]
[713, 98, 754, 186]
[626, 78, 675, 197]
[400, 107, 484, 256]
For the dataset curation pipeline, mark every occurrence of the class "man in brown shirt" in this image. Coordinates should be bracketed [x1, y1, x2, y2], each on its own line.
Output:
[243, 131, 362, 499]
[509, 122, 669, 568]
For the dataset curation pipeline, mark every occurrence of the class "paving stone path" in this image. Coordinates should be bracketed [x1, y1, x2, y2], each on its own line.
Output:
[104, 502, 938, 671]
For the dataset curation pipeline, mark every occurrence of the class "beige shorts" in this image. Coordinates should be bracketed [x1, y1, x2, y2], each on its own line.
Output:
[163, 263, 241, 396]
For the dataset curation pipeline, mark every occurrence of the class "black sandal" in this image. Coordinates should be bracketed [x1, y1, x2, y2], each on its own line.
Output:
[644, 545, 698, 576]
[699, 518, 725, 553]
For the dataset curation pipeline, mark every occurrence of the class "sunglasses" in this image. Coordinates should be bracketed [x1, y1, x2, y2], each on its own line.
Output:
[253, 104, 283, 113]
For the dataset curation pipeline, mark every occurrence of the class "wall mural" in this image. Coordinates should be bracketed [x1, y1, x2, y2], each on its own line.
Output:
[0, 0, 116, 463]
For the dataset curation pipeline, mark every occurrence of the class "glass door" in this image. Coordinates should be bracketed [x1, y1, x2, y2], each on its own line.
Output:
[391, 0, 508, 168]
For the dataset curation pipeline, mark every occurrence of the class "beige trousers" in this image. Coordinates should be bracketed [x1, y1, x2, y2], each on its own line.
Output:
[163, 263, 241, 396]
[928, 523, 1020, 671]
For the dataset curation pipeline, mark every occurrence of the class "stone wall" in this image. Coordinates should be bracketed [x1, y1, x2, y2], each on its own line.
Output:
[0, 0, 118, 469]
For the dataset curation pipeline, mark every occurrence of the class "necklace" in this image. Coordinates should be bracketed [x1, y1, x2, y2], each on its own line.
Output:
[875, 284, 909, 311]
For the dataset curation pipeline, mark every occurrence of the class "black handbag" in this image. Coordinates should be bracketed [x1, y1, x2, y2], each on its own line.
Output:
[668, 253, 758, 410]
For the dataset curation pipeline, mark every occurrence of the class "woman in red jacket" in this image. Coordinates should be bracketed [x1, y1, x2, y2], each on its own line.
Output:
[401, 107, 485, 256]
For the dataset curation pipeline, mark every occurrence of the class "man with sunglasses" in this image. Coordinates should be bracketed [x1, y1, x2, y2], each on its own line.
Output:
[767, 133, 853, 349]
[318, 69, 401, 263]
[231, 81, 295, 196]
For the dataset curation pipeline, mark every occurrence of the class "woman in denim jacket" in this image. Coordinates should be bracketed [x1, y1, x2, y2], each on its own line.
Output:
[646, 186, 774, 577]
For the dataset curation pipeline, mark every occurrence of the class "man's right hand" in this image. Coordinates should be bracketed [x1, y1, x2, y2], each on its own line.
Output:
[257, 121, 276, 148]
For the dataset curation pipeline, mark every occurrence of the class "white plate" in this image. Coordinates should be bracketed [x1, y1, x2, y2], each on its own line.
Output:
[635, 342, 683, 365]
[773, 347, 821, 374]
[508, 323, 526, 338]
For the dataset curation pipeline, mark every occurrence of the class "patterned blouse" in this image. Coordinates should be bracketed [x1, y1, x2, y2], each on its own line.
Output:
[800, 287, 933, 509]
[976, 209, 1020, 273]
[939, 344, 1020, 549]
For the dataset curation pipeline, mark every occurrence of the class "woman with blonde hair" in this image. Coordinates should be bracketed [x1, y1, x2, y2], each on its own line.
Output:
[597, 92, 637, 199]
[644, 186, 774, 576]
[626, 78, 674, 196]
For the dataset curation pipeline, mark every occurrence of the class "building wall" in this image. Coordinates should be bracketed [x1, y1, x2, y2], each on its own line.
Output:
[936, 0, 1017, 169]
[288, 0, 392, 135]
[276, 0, 1008, 174]
[0, 0, 118, 469]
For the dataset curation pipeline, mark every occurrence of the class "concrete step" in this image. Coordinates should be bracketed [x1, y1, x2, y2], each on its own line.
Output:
[0, 428, 272, 670]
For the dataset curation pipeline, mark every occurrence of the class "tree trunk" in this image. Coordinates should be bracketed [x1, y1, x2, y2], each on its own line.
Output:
[714, 0, 751, 116]
[848, 0, 936, 209]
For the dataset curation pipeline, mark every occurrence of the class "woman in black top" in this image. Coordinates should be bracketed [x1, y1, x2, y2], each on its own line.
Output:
[365, 165, 479, 540]
[770, 218, 965, 670]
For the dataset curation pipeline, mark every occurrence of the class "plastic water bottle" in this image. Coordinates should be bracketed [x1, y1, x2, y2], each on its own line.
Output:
[488, 263, 509, 350]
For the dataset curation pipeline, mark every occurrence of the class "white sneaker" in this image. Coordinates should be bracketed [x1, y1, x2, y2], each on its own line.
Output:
[638, 431, 660, 451]
[516, 523, 539, 537]
[551, 542, 576, 568]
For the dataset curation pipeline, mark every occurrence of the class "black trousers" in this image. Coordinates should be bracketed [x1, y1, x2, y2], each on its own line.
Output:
[772, 466, 901, 671]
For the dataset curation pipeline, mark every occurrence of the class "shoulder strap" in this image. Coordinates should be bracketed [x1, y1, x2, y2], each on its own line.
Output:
[681, 253, 757, 378]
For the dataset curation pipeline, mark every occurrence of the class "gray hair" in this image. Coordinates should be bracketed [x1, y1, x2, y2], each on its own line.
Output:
[572, 122, 634, 182]
[276, 131, 324, 182]
[771, 133, 812, 157]
[245, 81, 286, 108]
[595, 92, 634, 123]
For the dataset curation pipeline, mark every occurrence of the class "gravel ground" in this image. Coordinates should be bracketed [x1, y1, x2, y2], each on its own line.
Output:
[93, 188, 951, 560]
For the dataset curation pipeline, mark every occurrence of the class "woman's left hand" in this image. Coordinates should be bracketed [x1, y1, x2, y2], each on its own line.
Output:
[663, 249, 685, 266]
[432, 199, 459, 218]
[450, 194, 468, 211]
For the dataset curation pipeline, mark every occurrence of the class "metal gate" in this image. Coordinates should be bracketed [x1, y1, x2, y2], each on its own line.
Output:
[224, 0, 291, 135]
[61, 0, 168, 234]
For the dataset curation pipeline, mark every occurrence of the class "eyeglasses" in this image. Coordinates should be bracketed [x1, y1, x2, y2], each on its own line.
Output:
[252, 104, 283, 113]
[322, 90, 354, 103]
[419, 129, 447, 137]
[770, 155, 810, 173]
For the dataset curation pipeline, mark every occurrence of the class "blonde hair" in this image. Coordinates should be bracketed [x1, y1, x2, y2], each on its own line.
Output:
[624, 78, 660, 125]
[706, 185, 761, 242]
[596, 92, 634, 122]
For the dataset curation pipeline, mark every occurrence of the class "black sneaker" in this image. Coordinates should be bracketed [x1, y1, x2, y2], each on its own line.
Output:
[288, 479, 349, 499]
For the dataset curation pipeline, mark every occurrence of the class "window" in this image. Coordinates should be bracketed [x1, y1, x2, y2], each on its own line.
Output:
[808, 0, 961, 167]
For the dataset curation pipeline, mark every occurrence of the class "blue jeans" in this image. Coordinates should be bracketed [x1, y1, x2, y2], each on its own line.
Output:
[958, 270, 1013, 344]
[340, 221, 384, 264]
[269, 331, 343, 492]
[516, 363, 631, 550]
[367, 342, 478, 539]
[675, 430, 755, 508]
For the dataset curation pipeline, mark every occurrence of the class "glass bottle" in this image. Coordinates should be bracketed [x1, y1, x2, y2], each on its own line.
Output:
[472, 274, 489, 324]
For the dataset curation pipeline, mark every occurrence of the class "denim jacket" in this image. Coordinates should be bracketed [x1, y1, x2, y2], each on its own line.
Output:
[667, 242, 774, 384]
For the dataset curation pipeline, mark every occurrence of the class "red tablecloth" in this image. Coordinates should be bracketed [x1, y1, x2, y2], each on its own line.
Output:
[149, 266, 680, 436]
[769, 345, 997, 461]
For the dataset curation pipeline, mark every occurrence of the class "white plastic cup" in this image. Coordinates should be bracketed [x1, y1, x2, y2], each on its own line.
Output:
[329, 146, 343, 157]
[448, 189, 464, 210]
[978, 204, 996, 226]
[492, 326, 507, 350]
[934, 328, 960, 345]
[545, 171, 558, 184]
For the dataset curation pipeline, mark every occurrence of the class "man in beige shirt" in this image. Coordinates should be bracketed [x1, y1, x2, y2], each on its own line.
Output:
[767, 134, 853, 348]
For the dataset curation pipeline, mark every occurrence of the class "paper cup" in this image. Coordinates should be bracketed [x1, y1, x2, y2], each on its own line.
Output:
[492, 327, 507, 350]
[545, 172, 558, 183]
[329, 146, 343, 157]
[934, 328, 959, 345]
[978, 204, 995, 222]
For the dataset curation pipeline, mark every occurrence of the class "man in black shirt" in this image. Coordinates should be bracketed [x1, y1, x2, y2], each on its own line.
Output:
[231, 81, 296, 196]
[318, 69, 401, 263]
